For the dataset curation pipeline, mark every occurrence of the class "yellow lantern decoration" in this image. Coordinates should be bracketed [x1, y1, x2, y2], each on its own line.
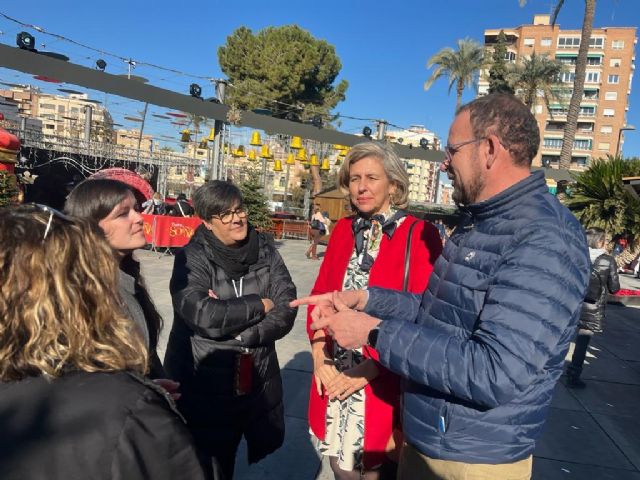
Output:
[248, 149, 257, 161]
[198, 138, 208, 149]
[285, 152, 296, 165]
[320, 157, 330, 171]
[260, 144, 272, 158]
[290, 136, 303, 149]
[273, 159, 283, 172]
[250, 131, 262, 146]
[309, 153, 320, 166]
[296, 148, 307, 163]
[208, 128, 215, 141]
[180, 129, 191, 143]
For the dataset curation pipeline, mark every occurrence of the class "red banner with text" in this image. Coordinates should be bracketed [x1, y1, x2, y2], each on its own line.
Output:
[142, 214, 202, 248]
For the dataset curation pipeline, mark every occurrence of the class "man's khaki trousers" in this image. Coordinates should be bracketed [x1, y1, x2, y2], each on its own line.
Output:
[397, 442, 532, 480]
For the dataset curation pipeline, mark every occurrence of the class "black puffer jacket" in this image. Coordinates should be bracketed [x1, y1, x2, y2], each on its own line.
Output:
[164, 225, 297, 463]
[0, 371, 210, 480]
[579, 249, 620, 332]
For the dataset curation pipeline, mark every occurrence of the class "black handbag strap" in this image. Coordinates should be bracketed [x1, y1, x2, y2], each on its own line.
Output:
[403, 220, 421, 292]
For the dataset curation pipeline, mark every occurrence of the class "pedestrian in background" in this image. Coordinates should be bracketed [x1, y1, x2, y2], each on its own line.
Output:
[567, 227, 620, 388]
[306, 203, 330, 260]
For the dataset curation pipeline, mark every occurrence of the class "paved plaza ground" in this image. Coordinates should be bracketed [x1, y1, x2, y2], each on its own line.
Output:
[138, 240, 640, 480]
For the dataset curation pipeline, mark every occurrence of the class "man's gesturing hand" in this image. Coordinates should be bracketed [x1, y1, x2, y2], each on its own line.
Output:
[289, 289, 368, 312]
[310, 291, 381, 350]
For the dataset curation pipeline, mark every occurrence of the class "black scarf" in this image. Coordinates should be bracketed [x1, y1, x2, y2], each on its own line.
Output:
[200, 224, 259, 280]
[351, 210, 407, 272]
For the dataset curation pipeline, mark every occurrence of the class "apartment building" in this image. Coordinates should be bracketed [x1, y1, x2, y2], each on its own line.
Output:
[0, 86, 114, 143]
[385, 125, 441, 203]
[479, 14, 637, 169]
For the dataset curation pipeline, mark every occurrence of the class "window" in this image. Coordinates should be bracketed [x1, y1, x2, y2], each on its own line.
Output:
[585, 71, 600, 83]
[573, 139, 591, 150]
[45, 124, 55, 130]
[543, 138, 563, 149]
[610, 58, 622, 67]
[559, 72, 576, 83]
[541, 38, 552, 47]
[580, 106, 596, 116]
[608, 74, 620, 84]
[574, 157, 588, 167]
[39, 103, 55, 109]
[600, 125, 613, 134]
[524, 38, 535, 46]
[578, 122, 594, 132]
[603, 108, 615, 117]
[279, 177, 286, 188]
[612, 40, 625, 49]
[605, 91, 618, 101]
[589, 37, 604, 49]
[503, 51, 516, 63]
[598, 142, 611, 151]
[558, 37, 580, 48]
[586, 57, 602, 66]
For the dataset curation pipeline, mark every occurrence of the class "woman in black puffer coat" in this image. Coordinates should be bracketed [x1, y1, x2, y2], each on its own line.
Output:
[567, 227, 620, 388]
[164, 180, 297, 480]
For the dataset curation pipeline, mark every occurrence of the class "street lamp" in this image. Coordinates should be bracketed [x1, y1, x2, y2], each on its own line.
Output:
[616, 125, 636, 158]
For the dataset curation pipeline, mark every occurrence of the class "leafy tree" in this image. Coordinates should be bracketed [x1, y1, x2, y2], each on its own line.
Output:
[424, 38, 485, 111]
[508, 53, 564, 111]
[565, 156, 640, 239]
[520, 0, 596, 169]
[218, 25, 348, 122]
[238, 171, 273, 230]
[0, 171, 17, 207]
[488, 31, 514, 94]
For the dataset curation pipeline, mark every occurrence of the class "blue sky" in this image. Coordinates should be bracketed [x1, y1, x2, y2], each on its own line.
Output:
[1, 1, 639, 156]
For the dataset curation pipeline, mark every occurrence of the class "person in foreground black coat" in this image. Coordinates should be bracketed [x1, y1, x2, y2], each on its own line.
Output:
[0, 205, 209, 480]
[567, 227, 620, 388]
[164, 180, 297, 479]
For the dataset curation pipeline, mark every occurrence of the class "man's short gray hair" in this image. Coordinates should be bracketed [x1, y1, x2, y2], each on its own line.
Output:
[337, 142, 410, 209]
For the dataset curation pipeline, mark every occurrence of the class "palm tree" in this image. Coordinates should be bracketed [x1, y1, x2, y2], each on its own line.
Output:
[508, 53, 565, 111]
[520, 0, 596, 169]
[424, 38, 485, 110]
[565, 156, 640, 238]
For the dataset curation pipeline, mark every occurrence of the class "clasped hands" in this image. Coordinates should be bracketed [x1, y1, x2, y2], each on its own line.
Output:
[290, 290, 380, 350]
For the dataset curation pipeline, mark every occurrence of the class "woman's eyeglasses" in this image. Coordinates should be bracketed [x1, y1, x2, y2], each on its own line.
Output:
[214, 207, 247, 225]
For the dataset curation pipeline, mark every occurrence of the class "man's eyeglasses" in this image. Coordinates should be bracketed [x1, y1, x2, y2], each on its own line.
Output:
[29, 203, 73, 241]
[214, 207, 247, 224]
[443, 137, 486, 163]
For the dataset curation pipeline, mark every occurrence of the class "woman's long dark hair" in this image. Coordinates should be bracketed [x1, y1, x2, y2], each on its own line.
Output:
[65, 179, 162, 351]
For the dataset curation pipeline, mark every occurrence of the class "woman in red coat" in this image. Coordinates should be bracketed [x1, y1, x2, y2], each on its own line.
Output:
[307, 142, 442, 479]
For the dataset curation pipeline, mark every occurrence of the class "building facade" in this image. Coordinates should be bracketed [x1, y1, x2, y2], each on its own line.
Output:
[479, 14, 637, 169]
[385, 125, 441, 203]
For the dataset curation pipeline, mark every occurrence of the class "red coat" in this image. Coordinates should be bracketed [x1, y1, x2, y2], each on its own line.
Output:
[306, 215, 442, 469]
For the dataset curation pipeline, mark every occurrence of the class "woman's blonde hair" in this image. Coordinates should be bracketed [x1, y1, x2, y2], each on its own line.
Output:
[337, 142, 410, 209]
[0, 206, 148, 382]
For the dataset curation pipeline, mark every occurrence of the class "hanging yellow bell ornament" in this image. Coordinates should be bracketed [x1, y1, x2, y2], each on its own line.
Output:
[208, 128, 215, 141]
[309, 153, 320, 166]
[248, 149, 257, 161]
[273, 159, 283, 172]
[290, 136, 303, 150]
[320, 157, 330, 171]
[296, 148, 307, 163]
[260, 144, 272, 158]
[180, 129, 191, 143]
[250, 131, 262, 146]
[237, 145, 245, 155]
[334, 157, 342, 166]
[339, 146, 348, 157]
[285, 152, 296, 165]
[198, 138, 208, 149]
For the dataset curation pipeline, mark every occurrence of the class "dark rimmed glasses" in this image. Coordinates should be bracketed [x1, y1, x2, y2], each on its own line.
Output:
[213, 207, 248, 225]
[443, 137, 487, 164]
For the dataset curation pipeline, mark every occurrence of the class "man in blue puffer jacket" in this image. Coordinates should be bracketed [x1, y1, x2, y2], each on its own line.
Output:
[293, 93, 590, 479]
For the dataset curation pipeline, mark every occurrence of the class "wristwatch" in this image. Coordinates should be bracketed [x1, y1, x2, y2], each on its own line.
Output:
[367, 326, 380, 348]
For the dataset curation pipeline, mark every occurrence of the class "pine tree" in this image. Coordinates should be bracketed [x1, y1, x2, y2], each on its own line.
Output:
[238, 172, 273, 230]
[488, 30, 515, 94]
